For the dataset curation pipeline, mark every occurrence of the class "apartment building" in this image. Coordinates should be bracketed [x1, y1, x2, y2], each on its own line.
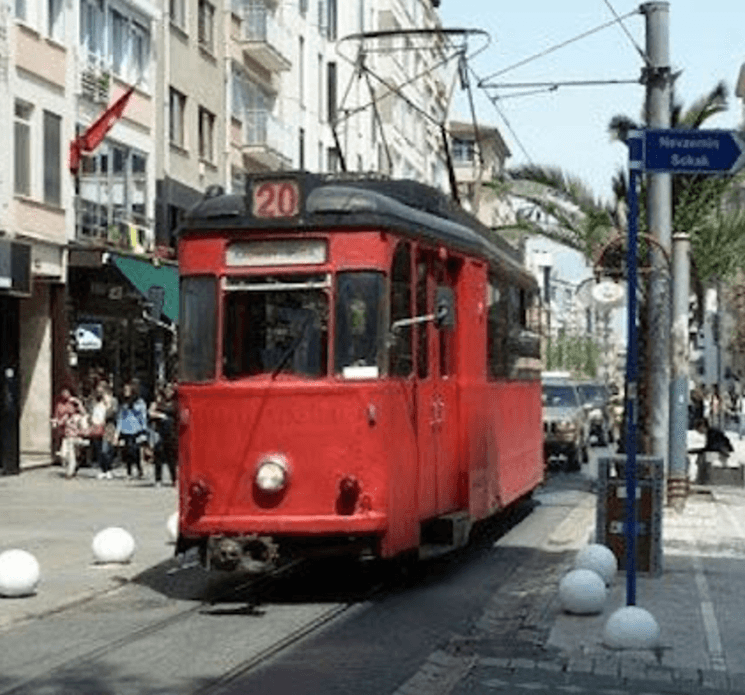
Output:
[0, 0, 450, 471]
[2, 0, 81, 471]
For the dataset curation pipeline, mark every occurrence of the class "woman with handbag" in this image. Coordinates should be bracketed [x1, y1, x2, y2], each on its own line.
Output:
[114, 381, 148, 479]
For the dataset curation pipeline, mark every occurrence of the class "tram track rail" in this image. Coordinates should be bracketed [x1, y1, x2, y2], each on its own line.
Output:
[0, 558, 308, 695]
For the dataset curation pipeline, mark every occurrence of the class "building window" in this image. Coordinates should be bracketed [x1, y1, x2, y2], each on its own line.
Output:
[80, 0, 104, 58]
[14, 101, 32, 197]
[198, 107, 215, 162]
[169, 88, 186, 147]
[78, 141, 148, 241]
[317, 54, 324, 122]
[327, 61, 337, 123]
[299, 0, 308, 15]
[452, 138, 476, 163]
[48, 0, 64, 40]
[131, 22, 149, 83]
[111, 9, 126, 74]
[198, 0, 214, 51]
[318, 0, 326, 38]
[43, 111, 61, 206]
[298, 36, 305, 109]
[326, 0, 337, 41]
[299, 127, 305, 170]
[327, 147, 339, 173]
[15, 0, 26, 21]
[170, 0, 185, 29]
[109, 10, 151, 87]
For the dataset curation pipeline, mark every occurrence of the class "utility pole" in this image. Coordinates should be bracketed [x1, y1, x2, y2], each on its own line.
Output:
[641, 3, 672, 474]
[669, 232, 690, 509]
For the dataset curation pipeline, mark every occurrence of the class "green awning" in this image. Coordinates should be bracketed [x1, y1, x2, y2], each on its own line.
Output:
[111, 254, 179, 323]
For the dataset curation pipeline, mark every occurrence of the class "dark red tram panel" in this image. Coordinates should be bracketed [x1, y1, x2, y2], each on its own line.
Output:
[176, 173, 543, 572]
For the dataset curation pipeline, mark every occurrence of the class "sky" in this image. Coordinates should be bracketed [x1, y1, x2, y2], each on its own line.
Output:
[438, 0, 744, 205]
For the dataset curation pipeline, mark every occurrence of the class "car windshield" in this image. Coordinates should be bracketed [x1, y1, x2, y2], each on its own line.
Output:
[542, 384, 579, 407]
[578, 384, 608, 404]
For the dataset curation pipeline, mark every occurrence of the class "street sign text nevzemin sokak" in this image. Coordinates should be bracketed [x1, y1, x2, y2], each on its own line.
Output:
[644, 129, 745, 175]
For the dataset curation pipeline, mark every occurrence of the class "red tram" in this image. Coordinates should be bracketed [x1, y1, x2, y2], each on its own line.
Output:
[176, 172, 543, 572]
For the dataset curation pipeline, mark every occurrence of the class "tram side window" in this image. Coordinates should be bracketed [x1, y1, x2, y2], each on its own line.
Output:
[335, 272, 385, 378]
[486, 274, 508, 379]
[389, 243, 412, 377]
[416, 255, 428, 378]
[438, 257, 460, 378]
[180, 276, 217, 382]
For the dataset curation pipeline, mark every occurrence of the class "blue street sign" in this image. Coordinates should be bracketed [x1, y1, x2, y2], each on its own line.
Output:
[644, 129, 745, 174]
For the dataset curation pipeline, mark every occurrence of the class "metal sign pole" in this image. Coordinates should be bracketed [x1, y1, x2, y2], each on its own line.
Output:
[625, 134, 643, 606]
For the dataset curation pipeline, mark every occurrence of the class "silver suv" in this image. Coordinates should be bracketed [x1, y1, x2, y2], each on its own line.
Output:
[542, 379, 588, 471]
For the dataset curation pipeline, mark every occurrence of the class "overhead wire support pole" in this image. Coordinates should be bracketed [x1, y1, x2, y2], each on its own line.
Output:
[641, 2, 672, 490]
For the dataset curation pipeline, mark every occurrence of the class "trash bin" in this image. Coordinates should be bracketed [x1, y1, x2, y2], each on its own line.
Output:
[596, 455, 663, 576]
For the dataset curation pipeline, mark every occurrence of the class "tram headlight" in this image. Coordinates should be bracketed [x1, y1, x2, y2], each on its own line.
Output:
[255, 456, 288, 493]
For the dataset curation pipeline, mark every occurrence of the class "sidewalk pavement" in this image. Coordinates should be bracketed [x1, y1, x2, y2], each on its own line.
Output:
[448, 428, 745, 694]
[0, 458, 178, 631]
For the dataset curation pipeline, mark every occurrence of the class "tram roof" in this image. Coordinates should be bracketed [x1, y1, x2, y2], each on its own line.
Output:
[181, 172, 533, 281]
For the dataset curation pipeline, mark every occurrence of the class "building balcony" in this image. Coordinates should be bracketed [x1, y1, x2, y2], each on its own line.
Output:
[79, 54, 111, 105]
[231, 5, 291, 74]
[234, 110, 292, 170]
[75, 198, 154, 255]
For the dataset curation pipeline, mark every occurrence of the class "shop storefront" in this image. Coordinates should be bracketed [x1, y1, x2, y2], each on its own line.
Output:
[0, 239, 32, 475]
[67, 248, 177, 403]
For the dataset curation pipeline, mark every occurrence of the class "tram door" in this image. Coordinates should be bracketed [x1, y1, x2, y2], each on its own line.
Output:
[416, 250, 460, 517]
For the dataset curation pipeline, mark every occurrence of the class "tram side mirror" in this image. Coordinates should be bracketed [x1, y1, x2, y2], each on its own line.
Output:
[435, 287, 455, 330]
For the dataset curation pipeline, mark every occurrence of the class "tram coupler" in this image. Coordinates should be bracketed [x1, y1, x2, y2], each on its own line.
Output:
[207, 535, 280, 573]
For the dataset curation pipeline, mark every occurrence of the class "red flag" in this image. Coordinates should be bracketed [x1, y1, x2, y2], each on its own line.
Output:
[69, 83, 136, 174]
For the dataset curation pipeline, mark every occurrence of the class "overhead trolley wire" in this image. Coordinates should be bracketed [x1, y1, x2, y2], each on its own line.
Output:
[602, 0, 650, 66]
[478, 8, 641, 86]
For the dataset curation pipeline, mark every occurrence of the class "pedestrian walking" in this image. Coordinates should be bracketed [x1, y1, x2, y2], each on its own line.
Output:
[114, 381, 148, 479]
[710, 385, 722, 430]
[88, 386, 112, 479]
[149, 382, 177, 487]
[51, 387, 88, 479]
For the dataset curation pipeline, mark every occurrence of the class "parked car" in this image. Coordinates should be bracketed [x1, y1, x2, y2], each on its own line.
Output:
[577, 382, 613, 446]
[542, 379, 588, 471]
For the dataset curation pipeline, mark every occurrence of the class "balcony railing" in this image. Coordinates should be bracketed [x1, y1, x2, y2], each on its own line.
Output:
[79, 53, 111, 104]
[232, 4, 291, 72]
[76, 198, 153, 253]
[240, 109, 292, 169]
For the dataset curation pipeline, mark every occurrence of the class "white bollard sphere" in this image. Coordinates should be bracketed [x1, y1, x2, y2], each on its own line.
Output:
[574, 544, 618, 586]
[603, 605, 660, 649]
[0, 549, 40, 597]
[559, 568, 607, 615]
[166, 512, 179, 543]
[92, 527, 136, 564]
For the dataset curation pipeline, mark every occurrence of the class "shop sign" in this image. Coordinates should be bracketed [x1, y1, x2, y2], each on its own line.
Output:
[75, 322, 103, 351]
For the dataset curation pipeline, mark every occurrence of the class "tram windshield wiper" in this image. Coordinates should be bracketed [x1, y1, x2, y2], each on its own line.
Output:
[271, 312, 314, 379]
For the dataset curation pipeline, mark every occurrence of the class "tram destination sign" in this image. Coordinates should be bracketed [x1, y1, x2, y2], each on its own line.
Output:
[644, 129, 745, 174]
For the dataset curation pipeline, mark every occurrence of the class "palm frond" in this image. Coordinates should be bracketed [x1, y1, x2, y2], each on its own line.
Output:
[679, 81, 728, 129]
[608, 115, 638, 143]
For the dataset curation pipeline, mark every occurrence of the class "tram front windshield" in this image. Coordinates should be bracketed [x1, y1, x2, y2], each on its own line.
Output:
[223, 274, 329, 378]
[222, 271, 384, 379]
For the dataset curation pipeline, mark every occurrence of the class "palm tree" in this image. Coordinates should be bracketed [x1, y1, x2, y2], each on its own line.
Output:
[491, 164, 619, 260]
